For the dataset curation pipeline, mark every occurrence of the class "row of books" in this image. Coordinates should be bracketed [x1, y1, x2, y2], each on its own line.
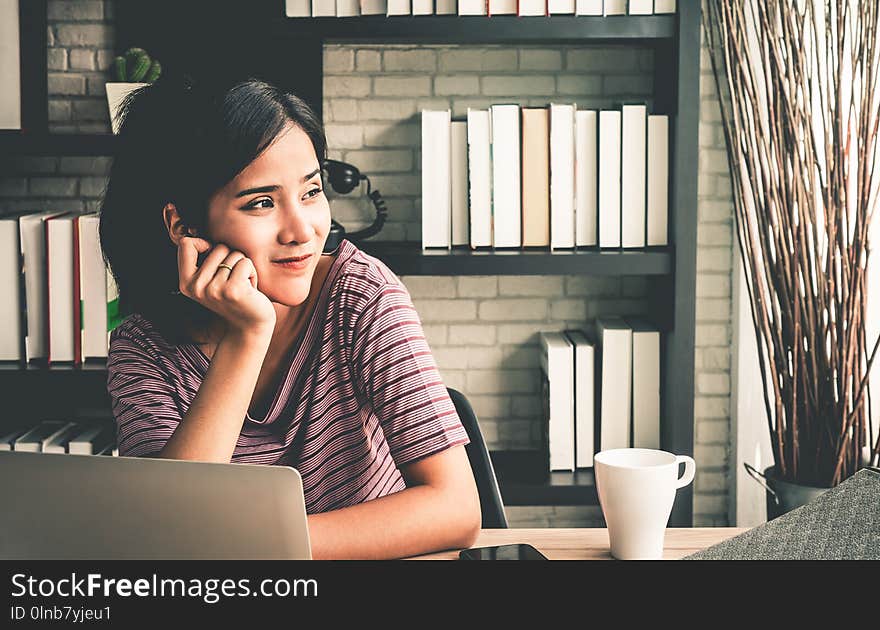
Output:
[0, 420, 117, 456]
[422, 103, 669, 250]
[539, 316, 660, 472]
[286, 1, 677, 17]
[0, 210, 121, 364]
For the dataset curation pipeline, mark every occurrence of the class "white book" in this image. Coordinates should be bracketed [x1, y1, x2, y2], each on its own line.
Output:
[598, 110, 622, 248]
[13, 420, 71, 453]
[19, 211, 66, 362]
[621, 104, 647, 248]
[489, 0, 517, 14]
[540, 332, 575, 472]
[458, 0, 487, 14]
[0, 213, 24, 361]
[0, 428, 26, 451]
[565, 330, 595, 469]
[337, 0, 361, 16]
[285, 0, 312, 17]
[413, 0, 434, 14]
[629, 318, 661, 450]
[519, 0, 546, 15]
[451, 120, 470, 247]
[68, 424, 114, 456]
[0, 0, 21, 129]
[467, 108, 492, 248]
[46, 214, 77, 363]
[490, 104, 521, 248]
[629, 0, 653, 14]
[575, 110, 598, 247]
[647, 114, 669, 246]
[548, 0, 576, 13]
[436, 0, 458, 14]
[42, 422, 81, 454]
[654, 0, 676, 13]
[387, 0, 412, 14]
[312, 0, 337, 16]
[596, 316, 632, 451]
[78, 213, 112, 359]
[576, 0, 603, 15]
[360, 0, 388, 14]
[605, 0, 627, 14]
[550, 103, 576, 250]
[422, 110, 452, 249]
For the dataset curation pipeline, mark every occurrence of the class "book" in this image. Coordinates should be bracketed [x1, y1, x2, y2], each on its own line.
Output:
[0, 0, 21, 129]
[647, 114, 669, 246]
[519, 0, 547, 16]
[42, 422, 82, 454]
[629, 318, 661, 450]
[311, 0, 337, 16]
[360, 0, 388, 13]
[521, 107, 551, 248]
[0, 428, 26, 451]
[490, 104, 522, 248]
[421, 109, 452, 249]
[575, 109, 598, 247]
[596, 316, 632, 451]
[413, 0, 434, 14]
[467, 108, 492, 248]
[0, 212, 25, 361]
[621, 103, 647, 248]
[78, 213, 117, 359]
[550, 103, 576, 249]
[458, 0, 488, 14]
[548, 0, 576, 13]
[19, 211, 66, 363]
[436, 0, 458, 14]
[488, 0, 517, 14]
[285, 0, 312, 17]
[451, 120, 470, 247]
[576, 0, 603, 15]
[337, 0, 361, 16]
[598, 110, 622, 248]
[68, 424, 115, 455]
[654, 0, 676, 14]
[46, 213, 78, 364]
[605, 0, 626, 14]
[629, 0, 653, 14]
[565, 330, 596, 468]
[540, 332, 575, 472]
[387, 0, 412, 14]
[12, 420, 73, 453]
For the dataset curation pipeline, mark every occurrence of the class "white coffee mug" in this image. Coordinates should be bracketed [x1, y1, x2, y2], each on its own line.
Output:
[594, 448, 696, 560]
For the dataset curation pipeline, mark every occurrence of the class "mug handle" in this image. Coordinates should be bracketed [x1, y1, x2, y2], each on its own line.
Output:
[675, 455, 696, 489]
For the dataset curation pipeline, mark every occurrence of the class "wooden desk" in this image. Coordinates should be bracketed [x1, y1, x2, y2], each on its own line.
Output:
[407, 528, 749, 560]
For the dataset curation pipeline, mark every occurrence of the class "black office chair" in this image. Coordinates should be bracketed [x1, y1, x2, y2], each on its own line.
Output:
[447, 388, 509, 529]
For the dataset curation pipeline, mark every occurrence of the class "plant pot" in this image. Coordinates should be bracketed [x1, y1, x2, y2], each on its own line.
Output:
[105, 82, 147, 134]
[744, 463, 830, 520]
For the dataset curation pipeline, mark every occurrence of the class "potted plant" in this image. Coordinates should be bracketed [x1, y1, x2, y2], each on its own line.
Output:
[703, 1, 880, 518]
[105, 47, 162, 134]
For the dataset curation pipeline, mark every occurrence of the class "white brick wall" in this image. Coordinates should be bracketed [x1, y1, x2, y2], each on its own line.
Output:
[0, 4, 735, 528]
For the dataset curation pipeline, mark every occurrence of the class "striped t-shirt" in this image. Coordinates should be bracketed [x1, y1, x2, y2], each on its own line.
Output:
[106, 239, 469, 514]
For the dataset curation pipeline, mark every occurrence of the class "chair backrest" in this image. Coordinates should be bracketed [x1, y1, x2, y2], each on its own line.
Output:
[447, 387, 508, 528]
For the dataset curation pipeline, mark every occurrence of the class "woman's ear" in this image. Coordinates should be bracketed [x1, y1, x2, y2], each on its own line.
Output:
[162, 203, 198, 245]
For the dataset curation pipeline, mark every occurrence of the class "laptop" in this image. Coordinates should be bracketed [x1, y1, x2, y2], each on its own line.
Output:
[0, 450, 312, 560]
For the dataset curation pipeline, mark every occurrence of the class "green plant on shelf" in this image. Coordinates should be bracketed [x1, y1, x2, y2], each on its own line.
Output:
[112, 47, 161, 83]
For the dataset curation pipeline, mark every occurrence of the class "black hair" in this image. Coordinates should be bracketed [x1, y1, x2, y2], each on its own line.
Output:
[99, 76, 327, 346]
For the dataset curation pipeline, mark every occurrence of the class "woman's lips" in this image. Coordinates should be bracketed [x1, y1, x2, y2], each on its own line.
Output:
[272, 254, 312, 271]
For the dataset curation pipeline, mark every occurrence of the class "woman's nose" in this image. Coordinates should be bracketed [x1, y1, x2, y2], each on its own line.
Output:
[277, 203, 316, 244]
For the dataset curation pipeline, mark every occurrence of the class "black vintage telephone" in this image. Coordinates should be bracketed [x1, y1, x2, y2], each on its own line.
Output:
[321, 159, 387, 253]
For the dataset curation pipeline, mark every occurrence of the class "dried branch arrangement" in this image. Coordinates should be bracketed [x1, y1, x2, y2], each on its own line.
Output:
[703, 0, 880, 486]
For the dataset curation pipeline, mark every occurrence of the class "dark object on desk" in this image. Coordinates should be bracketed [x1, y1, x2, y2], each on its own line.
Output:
[448, 387, 509, 528]
[460, 544, 548, 561]
[321, 159, 388, 253]
[685, 468, 880, 560]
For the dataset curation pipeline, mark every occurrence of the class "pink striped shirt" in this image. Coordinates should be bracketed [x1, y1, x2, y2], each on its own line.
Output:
[106, 239, 469, 514]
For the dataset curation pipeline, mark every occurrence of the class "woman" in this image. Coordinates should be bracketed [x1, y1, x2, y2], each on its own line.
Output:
[99, 75, 480, 559]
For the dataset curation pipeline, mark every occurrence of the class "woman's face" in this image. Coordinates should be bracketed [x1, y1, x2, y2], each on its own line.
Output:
[205, 123, 330, 307]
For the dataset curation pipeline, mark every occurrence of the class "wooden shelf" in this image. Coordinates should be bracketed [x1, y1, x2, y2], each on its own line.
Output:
[490, 450, 598, 506]
[0, 132, 116, 156]
[357, 241, 673, 276]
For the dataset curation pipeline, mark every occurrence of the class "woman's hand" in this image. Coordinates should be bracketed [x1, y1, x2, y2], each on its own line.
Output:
[176, 237, 276, 336]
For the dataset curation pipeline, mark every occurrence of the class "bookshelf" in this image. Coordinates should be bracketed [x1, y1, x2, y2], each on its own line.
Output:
[0, 1, 701, 525]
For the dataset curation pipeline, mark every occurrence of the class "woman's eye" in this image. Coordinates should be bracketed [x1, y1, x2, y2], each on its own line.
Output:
[304, 187, 323, 200]
[247, 198, 274, 209]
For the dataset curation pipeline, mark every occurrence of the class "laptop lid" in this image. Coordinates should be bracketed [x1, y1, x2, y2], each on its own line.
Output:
[0, 451, 312, 560]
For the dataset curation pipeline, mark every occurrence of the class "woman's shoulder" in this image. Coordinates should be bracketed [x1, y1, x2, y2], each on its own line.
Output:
[109, 313, 178, 358]
[330, 239, 406, 309]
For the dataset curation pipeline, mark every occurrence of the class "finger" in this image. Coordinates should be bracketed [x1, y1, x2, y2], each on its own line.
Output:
[228, 257, 259, 290]
[191, 243, 231, 293]
[176, 237, 213, 292]
[210, 252, 246, 282]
